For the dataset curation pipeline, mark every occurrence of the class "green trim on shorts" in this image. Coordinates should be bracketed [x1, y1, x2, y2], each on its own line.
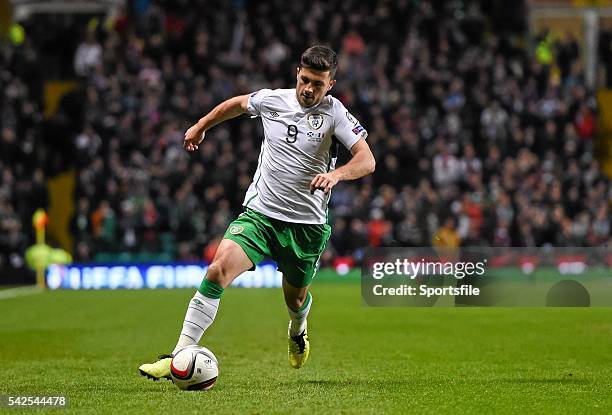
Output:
[223, 209, 332, 288]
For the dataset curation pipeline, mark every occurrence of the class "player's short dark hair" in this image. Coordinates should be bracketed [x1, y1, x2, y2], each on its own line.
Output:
[300, 45, 338, 78]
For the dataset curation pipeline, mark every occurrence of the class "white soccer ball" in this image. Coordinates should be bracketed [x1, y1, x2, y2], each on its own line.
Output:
[170, 345, 219, 391]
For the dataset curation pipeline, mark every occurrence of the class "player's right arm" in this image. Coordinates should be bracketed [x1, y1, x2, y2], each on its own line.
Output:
[183, 94, 250, 152]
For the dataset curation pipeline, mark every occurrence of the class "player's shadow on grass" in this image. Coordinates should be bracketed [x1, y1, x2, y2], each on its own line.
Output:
[297, 378, 590, 388]
[495, 377, 591, 385]
[281, 379, 413, 387]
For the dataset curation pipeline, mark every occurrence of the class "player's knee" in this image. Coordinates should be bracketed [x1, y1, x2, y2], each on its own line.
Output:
[285, 292, 307, 311]
[206, 262, 227, 285]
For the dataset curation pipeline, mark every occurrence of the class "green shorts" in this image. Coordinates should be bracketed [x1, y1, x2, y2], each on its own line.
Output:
[223, 209, 332, 288]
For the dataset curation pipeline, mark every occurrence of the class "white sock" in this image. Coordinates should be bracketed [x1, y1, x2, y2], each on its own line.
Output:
[173, 291, 219, 355]
[288, 292, 312, 336]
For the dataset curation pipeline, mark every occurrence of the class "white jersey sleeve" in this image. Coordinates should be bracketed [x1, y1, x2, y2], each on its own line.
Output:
[332, 98, 368, 150]
[247, 89, 274, 116]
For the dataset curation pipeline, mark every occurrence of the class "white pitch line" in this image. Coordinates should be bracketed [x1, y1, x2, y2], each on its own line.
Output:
[0, 285, 44, 300]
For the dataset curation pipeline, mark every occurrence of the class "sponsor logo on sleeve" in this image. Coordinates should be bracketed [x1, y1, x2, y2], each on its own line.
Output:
[269, 111, 279, 118]
[352, 125, 365, 135]
[346, 111, 358, 125]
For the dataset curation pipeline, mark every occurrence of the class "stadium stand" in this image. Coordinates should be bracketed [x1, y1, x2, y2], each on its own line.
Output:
[0, 0, 609, 273]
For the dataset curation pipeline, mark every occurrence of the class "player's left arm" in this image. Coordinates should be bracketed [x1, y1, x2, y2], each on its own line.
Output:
[309, 139, 375, 194]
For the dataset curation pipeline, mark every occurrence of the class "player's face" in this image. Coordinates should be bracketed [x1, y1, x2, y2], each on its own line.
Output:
[295, 67, 336, 107]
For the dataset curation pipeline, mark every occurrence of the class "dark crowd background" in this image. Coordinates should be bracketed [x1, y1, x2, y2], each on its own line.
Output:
[0, 0, 609, 272]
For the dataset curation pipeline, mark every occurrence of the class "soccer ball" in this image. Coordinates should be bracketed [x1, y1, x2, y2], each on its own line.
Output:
[170, 345, 219, 391]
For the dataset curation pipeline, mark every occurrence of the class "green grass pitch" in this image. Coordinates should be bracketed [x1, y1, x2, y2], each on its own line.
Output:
[1, 279, 612, 414]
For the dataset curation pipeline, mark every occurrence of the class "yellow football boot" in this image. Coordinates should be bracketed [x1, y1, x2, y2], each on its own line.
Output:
[288, 325, 310, 369]
[138, 354, 173, 380]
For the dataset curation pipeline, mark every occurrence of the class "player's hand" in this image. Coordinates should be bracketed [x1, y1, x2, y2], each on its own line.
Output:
[183, 125, 205, 152]
[310, 172, 339, 194]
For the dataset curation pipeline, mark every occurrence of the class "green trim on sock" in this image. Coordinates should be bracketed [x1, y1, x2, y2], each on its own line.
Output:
[296, 292, 312, 313]
[198, 279, 224, 299]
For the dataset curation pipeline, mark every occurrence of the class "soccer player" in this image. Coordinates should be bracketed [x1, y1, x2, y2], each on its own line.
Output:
[139, 45, 375, 379]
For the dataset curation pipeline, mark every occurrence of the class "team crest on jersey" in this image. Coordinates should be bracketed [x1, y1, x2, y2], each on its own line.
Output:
[229, 225, 244, 235]
[307, 113, 324, 130]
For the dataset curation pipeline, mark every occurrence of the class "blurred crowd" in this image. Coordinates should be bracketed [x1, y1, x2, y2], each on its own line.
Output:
[1, 0, 610, 269]
[0, 28, 47, 271]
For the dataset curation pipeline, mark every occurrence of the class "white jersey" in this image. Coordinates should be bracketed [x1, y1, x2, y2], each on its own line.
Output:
[244, 88, 368, 224]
